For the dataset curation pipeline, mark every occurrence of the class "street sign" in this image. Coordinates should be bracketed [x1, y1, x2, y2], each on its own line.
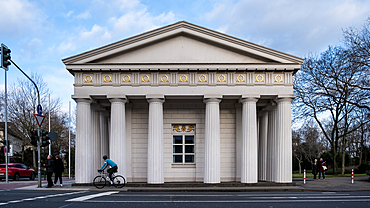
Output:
[33, 114, 45, 127]
[48, 131, 58, 141]
[37, 104, 42, 115]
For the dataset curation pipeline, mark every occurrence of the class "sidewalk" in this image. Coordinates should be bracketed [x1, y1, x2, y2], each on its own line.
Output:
[13, 176, 370, 192]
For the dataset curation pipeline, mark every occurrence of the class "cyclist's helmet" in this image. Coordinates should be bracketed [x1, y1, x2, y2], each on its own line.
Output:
[102, 155, 108, 160]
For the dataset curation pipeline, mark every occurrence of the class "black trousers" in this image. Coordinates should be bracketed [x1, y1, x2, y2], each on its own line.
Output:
[47, 172, 53, 187]
[54, 172, 63, 184]
[107, 166, 118, 180]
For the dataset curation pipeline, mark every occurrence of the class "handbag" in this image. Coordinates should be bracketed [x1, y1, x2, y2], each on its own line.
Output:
[322, 165, 327, 170]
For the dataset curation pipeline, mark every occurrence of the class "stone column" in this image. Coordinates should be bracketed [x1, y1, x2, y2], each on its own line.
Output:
[75, 98, 92, 183]
[240, 97, 258, 183]
[258, 111, 268, 181]
[109, 98, 127, 178]
[147, 97, 165, 184]
[91, 109, 101, 180]
[204, 97, 221, 183]
[266, 105, 277, 182]
[276, 97, 294, 183]
[100, 111, 110, 156]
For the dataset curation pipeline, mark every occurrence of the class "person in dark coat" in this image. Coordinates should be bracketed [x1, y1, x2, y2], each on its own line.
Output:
[44, 155, 54, 188]
[54, 155, 64, 187]
[312, 159, 318, 179]
[318, 158, 326, 180]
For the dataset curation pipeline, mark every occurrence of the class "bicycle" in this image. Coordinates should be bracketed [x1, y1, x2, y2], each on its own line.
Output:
[93, 169, 126, 189]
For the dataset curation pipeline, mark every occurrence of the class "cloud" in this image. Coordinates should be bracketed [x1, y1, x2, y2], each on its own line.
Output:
[76, 10, 91, 20]
[64, 10, 74, 18]
[203, 0, 370, 57]
[0, 0, 46, 38]
[58, 41, 77, 53]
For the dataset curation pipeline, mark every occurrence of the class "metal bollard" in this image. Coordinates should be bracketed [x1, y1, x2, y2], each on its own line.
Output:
[304, 169, 306, 184]
[351, 169, 354, 184]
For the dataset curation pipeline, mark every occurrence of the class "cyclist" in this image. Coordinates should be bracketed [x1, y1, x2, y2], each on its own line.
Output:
[99, 155, 118, 183]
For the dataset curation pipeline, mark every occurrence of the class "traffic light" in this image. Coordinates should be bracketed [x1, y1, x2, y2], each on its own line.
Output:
[41, 130, 50, 147]
[30, 130, 39, 147]
[1, 44, 11, 70]
[0, 139, 9, 152]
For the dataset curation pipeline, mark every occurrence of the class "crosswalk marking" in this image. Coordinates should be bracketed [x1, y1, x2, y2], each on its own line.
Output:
[66, 191, 119, 202]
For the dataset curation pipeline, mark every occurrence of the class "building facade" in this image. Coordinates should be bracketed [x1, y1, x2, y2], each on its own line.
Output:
[63, 21, 303, 184]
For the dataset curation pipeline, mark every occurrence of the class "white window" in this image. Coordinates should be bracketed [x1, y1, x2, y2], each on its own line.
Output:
[172, 125, 195, 164]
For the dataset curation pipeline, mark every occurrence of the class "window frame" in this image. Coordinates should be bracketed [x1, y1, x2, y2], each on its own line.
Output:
[172, 124, 195, 164]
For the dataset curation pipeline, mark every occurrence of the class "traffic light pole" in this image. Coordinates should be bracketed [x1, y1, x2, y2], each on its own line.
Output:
[4, 61, 9, 183]
[10, 60, 42, 188]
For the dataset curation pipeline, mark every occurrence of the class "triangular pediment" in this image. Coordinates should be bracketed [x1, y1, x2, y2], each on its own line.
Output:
[62, 21, 303, 66]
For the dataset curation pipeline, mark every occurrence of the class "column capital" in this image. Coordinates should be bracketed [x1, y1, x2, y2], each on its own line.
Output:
[239, 97, 259, 103]
[147, 98, 165, 104]
[276, 95, 295, 103]
[203, 95, 222, 104]
[74, 98, 92, 104]
[109, 98, 127, 103]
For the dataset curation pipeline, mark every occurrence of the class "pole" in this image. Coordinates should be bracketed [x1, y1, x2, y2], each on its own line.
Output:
[68, 101, 71, 179]
[351, 169, 354, 184]
[10, 59, 42, 187]
[48, 94, 51, 155]
[4, 64, 9, 183]
[303, 169, 306, 184]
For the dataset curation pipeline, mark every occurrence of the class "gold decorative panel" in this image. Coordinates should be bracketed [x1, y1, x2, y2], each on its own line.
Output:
[103, 75, 112, 82]
[198, 74, 207, 82]
[179, 74, 188, 82]
[141, 74, 150, 82]
[122, 75, 131, 82]
[274, 74, 283, 82]
[256, 74, 264, 82]
[84, 75, 92, 83]
[217, 74, 226, 82]
[236, 74, 245, 82]
[173, 125, 195, 132]
[160, 74, 169, 82]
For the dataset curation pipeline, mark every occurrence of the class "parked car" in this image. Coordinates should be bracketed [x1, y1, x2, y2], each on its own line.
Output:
[0, 163, 36, 181]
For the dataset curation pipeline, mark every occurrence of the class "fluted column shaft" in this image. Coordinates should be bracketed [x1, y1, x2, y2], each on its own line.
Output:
[204, 98, 221, 183]
[276, 97, 294, 183]
[109, 98, 127, 178]
[75, 98, 92, 183]
[91, 109, 101, 180]
[240, 97, 258, 183]
[266, 106, 277, 182]
[147, 98, 165, 184]
[258, 111, 268, 181]
[100, 112, 110, 156]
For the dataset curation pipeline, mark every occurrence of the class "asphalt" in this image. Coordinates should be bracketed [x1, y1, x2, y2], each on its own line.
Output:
[11, 176, 370, 192]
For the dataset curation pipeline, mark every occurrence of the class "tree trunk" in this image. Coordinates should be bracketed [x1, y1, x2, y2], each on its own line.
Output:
[341, 144, 345, 175]
[299, 162, 301, 175]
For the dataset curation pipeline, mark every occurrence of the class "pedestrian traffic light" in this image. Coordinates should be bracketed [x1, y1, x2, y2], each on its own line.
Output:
[0, 139, 9, 152]
[1, 44, 11, 70]
[30, 130, 39, 146]
[41, 130, 49, 147]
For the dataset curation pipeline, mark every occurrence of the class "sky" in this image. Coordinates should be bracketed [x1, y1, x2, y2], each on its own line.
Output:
[1, 0, 370, 113]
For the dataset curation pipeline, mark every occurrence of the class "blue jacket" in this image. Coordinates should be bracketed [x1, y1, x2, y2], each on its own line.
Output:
[100, 159, 117, 170]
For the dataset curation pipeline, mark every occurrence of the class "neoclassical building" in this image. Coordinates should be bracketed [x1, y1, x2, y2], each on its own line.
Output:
[63, 21, 303, 184]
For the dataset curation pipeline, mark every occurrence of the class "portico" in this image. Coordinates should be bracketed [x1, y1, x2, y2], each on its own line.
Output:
[63, 21, 303, 184]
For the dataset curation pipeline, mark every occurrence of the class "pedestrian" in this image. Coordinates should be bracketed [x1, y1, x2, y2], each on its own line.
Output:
[318, 158, 327, 180]
[54, 155, 64, 187]
[43, 155, 54, 188]
[312, 159, 318, 179]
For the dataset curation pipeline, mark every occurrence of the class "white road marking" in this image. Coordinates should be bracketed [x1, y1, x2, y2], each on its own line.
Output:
[0, 191, 86, 206]
[66, 191, 119, 202]
[86, 199, 370, 203]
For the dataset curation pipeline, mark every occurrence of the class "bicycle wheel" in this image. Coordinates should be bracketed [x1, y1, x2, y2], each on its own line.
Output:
[93, 176, 107, 189]
[112, 175, 126, 188]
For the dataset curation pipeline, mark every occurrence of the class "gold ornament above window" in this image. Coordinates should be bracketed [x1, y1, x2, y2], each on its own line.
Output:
[179, 74, 188, 82]
[274, 74, 283, 82]
[236, 74, 245, 82]
[173, 125, 195, 132]
[217, 74, 226, 82]
[256, 74, 264, 82]
[160, 74, 169, 82]
[198, 74, 207, 82]
[103, 75, 112, 82]
[84, 75, 92, 83]
[122, 75, 131, 82]
[141, 74, 150, 82]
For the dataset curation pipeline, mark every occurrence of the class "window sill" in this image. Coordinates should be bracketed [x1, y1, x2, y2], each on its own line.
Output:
[171, 164, 196, 168]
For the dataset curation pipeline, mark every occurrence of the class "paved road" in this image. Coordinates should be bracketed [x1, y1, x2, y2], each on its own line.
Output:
[0, 190, 370, 207]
